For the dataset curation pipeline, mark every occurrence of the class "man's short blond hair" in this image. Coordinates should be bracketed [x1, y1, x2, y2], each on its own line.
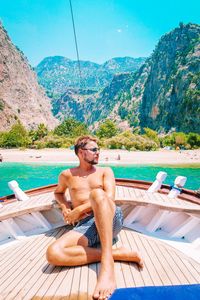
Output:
[74, 136, 98, 155]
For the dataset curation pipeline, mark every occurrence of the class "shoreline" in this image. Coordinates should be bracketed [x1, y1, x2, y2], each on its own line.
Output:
[0, 148, 200, 165]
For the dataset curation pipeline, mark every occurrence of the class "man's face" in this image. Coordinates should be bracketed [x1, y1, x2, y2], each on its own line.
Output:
[80, 141, 100, 165]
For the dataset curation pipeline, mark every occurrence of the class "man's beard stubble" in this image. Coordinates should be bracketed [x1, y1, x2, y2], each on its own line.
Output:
[84, 157, 98, 165]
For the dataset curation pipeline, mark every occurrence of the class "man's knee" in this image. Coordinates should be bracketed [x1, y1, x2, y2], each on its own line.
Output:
[89, 188, 106, 205]
[46, 242, 60, 265]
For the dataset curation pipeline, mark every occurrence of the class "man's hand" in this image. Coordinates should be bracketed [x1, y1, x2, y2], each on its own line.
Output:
[64, 207, 82, 226]
[61, 207, 72, 223]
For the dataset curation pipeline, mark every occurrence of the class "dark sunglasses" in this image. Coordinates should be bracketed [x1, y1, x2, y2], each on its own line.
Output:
[82, 147, 100, 153]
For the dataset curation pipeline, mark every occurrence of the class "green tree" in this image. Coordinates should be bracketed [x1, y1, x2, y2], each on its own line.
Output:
[3, 121, 30, 148]
[29, 123, 48, 142]
[36, 123, 48, 139]
[54, 118, 89, 138]
[0, 132, 6, 147]
[173, 132, 187, 148]
[187, 132, 200, 148]
[143, 128, 160, 145]
[96, 119, 119, 139]
[161, 135, 174, 147]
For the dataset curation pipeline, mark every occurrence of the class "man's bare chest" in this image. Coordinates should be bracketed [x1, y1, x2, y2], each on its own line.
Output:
[69, 174, 104, 192]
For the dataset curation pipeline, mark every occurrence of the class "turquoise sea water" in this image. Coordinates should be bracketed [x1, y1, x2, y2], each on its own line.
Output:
[0, 162, 199, 197]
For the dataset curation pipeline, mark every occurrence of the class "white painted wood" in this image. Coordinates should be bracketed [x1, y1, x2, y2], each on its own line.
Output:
[139, 207, 161, 226]
[146, 210, 170, 232]
[169, 216, 200, 238]
[1, 219, 25, 239]
[0, 222, 14, 245]
[161, 212, 188, 233]
[185, 223, 200, 242]
[147, 171, 167, 193]
[8, 180, 30, 201]
[123, 206, 145, 225]
[16, 213, 39, 226]
[168, 176, 187, 199]
[193, 238, 200, 251]
[13, 214, 41, 234]
[31, 212, 52, 230]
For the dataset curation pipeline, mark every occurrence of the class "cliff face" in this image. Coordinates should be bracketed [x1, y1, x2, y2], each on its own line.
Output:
[0, 23, 57, 131]
[53, 88, 98, 123]
[52, 73, 135, 128]
[139, 23, 200, 133]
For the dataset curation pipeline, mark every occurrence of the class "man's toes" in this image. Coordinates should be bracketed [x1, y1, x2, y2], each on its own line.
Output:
[138, 258, 144, 268]
[108, 288, 114, 296]
[93, 290, 100, 299]
[102, 289, 110, 299]
[99, 291, 106, 299]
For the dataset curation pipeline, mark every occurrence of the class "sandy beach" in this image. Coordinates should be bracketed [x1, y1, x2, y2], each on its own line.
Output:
[0, 148, 200, 165]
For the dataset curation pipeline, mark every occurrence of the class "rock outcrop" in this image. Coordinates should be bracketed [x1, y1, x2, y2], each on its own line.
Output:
[0, 23, 57, 131]
[139, 23, 200, 133]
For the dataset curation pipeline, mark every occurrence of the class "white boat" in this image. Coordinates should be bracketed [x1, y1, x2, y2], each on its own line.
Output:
[0, 178, 200, 299]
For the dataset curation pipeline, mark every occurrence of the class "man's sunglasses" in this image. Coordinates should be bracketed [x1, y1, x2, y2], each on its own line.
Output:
[82, 147, 100, 153]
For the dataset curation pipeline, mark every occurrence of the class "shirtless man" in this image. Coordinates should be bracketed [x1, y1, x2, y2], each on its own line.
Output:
[46, 136, 143, 300]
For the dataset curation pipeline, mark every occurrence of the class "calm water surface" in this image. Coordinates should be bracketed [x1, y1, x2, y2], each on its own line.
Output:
[0, 162, 199, 197]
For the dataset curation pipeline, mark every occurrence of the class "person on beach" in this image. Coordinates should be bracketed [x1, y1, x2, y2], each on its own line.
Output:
[46, 136, 143, 300]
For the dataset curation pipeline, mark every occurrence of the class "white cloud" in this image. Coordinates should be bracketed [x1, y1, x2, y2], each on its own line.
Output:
[117, 29, 122, 33]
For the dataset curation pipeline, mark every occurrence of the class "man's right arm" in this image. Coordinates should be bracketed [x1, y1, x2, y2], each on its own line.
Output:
[54, 171, 72, 214]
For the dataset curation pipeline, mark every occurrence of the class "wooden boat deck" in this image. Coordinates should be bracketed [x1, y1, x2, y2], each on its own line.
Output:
[0, 226, 199, 300]
[0, 185, 200, 222]
[115, 186, 200, 213]
[0, 192, 55, 221]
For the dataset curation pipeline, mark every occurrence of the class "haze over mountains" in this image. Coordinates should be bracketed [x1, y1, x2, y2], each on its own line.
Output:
[36, 56, 146, 96]
[0, 22, 199, 133]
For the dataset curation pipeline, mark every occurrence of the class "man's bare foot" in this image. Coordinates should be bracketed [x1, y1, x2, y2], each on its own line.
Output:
[93, 259, 116, 300]
[114, 246, 144, 268]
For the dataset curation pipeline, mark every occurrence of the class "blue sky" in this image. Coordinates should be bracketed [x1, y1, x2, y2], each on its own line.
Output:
[1, 0, 199, 66]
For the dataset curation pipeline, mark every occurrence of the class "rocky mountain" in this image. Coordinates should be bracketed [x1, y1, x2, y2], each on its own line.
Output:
[36, 56, 146, 96]
[139, 23, 200, 133]
[0, 23, 57, 131]
[52, 73, 135, 127]
[54, 23, 200, 133]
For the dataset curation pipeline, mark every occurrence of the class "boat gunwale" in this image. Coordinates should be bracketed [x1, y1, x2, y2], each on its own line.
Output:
[0, 178, 199, 206]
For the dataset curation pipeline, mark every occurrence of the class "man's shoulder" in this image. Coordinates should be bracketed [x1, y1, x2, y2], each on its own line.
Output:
[97, 166, 113, 174]
[61, 167, 79, 177]
[60, 168, 72, 178]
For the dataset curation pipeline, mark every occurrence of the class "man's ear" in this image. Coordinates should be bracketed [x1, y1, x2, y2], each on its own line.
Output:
[78, 149, 83, 157]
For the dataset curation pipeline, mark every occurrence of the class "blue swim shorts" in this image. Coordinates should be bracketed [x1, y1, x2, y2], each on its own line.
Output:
[73, 206, 124, 247]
